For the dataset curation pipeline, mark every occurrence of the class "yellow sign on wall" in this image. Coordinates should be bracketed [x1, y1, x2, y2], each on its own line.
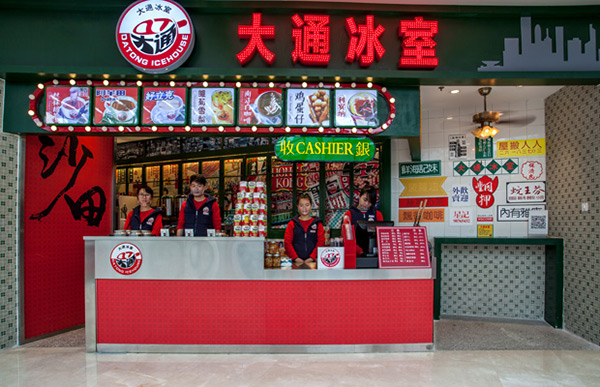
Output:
[497, 139, 545, 157]
[477, 224, 494, 238]
[399, 177, 447, 197]
[398, 209, 445, 223]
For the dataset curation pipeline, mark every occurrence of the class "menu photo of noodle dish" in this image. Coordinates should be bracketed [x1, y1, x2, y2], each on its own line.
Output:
[190, 88, 235, 126]
[286, 89, 330, 127]
[334, 89, 379, 128]
[238, 88, 283, 126]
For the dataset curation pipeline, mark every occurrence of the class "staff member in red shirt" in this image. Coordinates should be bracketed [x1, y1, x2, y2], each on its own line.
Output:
[284, 193, 325, 265]
[176, 174, 221, 236]
[344, 185, 383, 255]
[124, 185, 163, 236]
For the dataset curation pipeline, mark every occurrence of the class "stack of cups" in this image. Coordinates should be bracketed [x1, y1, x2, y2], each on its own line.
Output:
[233, 181, 267, 237]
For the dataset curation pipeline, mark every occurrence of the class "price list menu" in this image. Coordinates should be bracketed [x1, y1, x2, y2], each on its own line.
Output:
[377, 226, 431, 269]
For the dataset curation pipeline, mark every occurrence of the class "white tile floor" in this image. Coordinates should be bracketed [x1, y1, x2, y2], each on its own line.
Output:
[0, 348, 599, 386]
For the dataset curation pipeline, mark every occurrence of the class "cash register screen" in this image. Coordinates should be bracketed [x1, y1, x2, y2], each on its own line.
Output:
[355, 220, 394, 256]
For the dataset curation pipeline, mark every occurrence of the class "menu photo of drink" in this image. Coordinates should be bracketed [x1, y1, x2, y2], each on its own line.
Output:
[334, 89, 378, 128]
[377, 226, 431, 269]
[93, 87, 139, 125]
[286, 89, 330, 127]
[238, 88, 283, 127]
[190, 88, 235, 126]
[142, 87, 187, 126]
[44, 86, 91, 125]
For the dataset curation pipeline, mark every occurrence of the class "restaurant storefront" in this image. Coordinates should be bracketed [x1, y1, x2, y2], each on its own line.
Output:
[0, 0, 599, 351]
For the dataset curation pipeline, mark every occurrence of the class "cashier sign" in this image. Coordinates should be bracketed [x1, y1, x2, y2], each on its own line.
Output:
[116, 0, 195, 74]
[110, 243, 143, 275]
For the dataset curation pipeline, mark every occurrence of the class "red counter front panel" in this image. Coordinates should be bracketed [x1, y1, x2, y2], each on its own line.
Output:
[96, 280, 433, 345]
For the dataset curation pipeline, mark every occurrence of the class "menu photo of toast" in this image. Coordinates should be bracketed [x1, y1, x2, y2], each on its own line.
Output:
[286, 88, 330, 127]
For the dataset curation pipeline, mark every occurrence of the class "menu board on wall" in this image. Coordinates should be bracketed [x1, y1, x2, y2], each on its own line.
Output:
[334, 89, 378, 128]
[377, 226, 431, 269]
[238, 88, 283, 126]
[142, 87, 187, 125]
[190, 88, 235, 126]
[93, 87, 139, 125]
[44, 86, 91, 125]
[286, 89, 330, 127]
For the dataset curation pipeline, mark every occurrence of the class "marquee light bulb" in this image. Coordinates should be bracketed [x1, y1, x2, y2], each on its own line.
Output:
[103, 80, 109, 86]
[136, 80, 143, 86]
[37, 83, 45, 89]
[28, 110, 35, 116]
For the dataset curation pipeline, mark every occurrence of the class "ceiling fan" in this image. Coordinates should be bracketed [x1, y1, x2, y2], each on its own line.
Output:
[471, 87, 500, 139]
[471, 87, 537, 139]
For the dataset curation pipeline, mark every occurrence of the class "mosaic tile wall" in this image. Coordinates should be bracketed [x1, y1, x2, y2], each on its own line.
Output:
[0, 131, 19, 350]
[546, 86, 600, 345]
[441, 245, 545, 319]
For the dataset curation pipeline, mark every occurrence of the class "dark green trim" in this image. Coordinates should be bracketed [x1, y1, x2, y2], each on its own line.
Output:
[380, 140, 392, 222]
[433, 237, 564, 328]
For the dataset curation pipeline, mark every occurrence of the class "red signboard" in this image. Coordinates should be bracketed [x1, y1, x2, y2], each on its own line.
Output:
[398, 197, 448, 208]
[377, 226, 431, 269]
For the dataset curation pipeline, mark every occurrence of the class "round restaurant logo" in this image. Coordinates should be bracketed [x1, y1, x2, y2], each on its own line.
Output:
[320, 248, 341, 268]
[116, 0, 195, 74]
[110, 243, 143, 275]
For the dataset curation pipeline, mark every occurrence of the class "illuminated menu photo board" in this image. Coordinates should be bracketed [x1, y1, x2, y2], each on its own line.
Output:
[93, 86, 139, 125]
[142, 87, 187, 126]
[286, 89, 331, 127]
[190, 88, 235, 126]
[44, 86, 91, 126]
[334, 89, 378, 128]
[238, 88, 283, 127]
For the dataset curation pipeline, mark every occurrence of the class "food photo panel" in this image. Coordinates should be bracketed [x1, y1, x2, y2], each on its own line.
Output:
[45, 86, 91, 125]
[286, 89, 330, 127]
[142, 87, 187, 126]
[93, 87, 139, 125]
[190, 88, 235, 126]
[334, 89, 379, 128]
[238, 88, 283, 127]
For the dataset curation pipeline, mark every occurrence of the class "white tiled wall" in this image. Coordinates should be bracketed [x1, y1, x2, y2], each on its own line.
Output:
[391, 89, 549, 240]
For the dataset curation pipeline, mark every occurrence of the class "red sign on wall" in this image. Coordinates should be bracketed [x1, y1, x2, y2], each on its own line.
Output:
[23, 135, 113, 338]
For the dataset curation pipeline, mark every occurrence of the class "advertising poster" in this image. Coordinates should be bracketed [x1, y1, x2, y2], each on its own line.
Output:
[450, 208, 474, 225]
[142, 87, 187, 125]
[506, 181, 546, 203]
[334, 89, 378, 127]
[449, 134, 468, 159]
[45, 86, 90, 125]
[451, 184, 471, 206]
[528, 210, 549, 236]
[93, 87, 139, 125]
[497, 139, 546, 157]
[286, 89, 330, 127]
[478, 225, 494, 238]
[190, 88, 235, 126]
[497, 204, 546, 222]
[238, 88, 283, 126]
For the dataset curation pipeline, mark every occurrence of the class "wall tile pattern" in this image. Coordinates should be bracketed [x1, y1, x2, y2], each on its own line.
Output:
[441, 245, 545, 319]
[546, 86, 599, 345]
[0, 132, 19, 350]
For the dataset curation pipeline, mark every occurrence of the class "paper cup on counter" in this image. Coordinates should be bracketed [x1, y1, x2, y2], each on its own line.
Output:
[233, 225, 242, 236]
[239, 181, 247, 192]
[256, 181, 265, 192]
[248, 181, 256, 192]
[242, 224, 250, 237]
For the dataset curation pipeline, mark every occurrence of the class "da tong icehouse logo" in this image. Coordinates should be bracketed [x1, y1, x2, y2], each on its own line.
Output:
[116, 0, 195, 74]
[478, 17, 600, 71]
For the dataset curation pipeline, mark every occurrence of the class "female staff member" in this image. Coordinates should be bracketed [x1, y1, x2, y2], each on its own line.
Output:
[284, 193, 325, 265]
[344, 185, 383, 255]
[176, 174, 221, 236]
[124, 185, 163, 236]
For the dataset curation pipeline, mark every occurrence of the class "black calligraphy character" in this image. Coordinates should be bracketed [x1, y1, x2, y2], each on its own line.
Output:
[30, 135, 95, 222]
[64, 186, 106, 227]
